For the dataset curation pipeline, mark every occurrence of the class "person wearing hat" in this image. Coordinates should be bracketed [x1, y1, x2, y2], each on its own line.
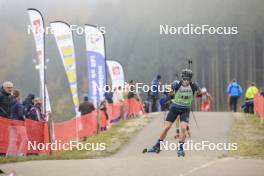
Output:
[144, 69, 201, 157]
[78, 95, 95, 116]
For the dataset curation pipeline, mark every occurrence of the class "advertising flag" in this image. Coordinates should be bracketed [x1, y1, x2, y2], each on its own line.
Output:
[106, 60, 125, 89]
[85, 25, 106, 106]
[27, 9, 51, 113]
[50, 22, 79, 115]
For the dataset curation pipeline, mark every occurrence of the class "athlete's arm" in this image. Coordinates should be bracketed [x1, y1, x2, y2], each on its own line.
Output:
[192, 82, 202, 96]
[196, 88, 202, 97]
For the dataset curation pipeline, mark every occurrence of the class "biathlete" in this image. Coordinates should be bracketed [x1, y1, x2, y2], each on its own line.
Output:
[143, 69, 201, 157]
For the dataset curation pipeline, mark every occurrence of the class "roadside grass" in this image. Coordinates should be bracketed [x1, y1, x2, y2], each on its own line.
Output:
[230, 112, 264, 159]
[0, 115, 152, 164]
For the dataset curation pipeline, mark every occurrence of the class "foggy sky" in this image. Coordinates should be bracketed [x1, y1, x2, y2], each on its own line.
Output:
[0, 0, 263, 119]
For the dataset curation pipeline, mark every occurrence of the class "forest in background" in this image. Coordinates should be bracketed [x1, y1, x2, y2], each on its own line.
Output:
[0, 0, 263, 121]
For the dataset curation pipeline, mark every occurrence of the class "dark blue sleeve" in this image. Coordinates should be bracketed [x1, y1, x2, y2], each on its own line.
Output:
[191, 82, 200, 91]
[17, 103, 24, 119]
[171, 80, 179, 92]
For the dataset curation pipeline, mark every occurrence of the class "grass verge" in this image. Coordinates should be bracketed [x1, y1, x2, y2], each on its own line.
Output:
[0, 115, 152, 164]
[230, 112, 264, 159]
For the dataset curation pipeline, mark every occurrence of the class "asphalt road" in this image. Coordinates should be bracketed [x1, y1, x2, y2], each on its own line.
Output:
[1, 112, 264, 176]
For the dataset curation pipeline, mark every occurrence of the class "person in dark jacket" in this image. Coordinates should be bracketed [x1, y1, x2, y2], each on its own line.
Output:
[28, 98, 44, 121]
[149, 75, 161, 112]
[78, 95, 95, 116]
[100, 100, 109, 131]
[0, 81, 14, 118]
[23, 93, 35, 118]
[11, 90, 24, 120]
[104, 86, 113, 104]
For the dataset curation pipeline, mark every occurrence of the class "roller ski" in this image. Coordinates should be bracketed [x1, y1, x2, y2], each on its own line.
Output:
[142, 140, 161, 154]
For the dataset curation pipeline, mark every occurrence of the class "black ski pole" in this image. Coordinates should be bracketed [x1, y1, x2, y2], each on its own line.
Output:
[191, 110, 199, 129]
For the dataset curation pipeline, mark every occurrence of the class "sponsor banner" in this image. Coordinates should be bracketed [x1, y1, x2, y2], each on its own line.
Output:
[85, 25, 106, 106]
[106, 60, 125, 89]
[27, 9, 51, 112]
[50, 22, 79, 115]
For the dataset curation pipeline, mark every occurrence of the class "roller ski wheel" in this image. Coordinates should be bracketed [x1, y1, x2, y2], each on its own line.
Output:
[142, 147, 160, 154]
[177, 149, 185, 157]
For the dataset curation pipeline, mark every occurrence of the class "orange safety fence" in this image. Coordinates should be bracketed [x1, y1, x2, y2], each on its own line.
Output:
[0, 118, 49, 155]
[0, 98, 143, 155]
[254, 94, 264, 119]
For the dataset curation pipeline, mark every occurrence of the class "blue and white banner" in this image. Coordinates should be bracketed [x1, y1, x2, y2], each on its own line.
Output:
[85, 25, 106, 106]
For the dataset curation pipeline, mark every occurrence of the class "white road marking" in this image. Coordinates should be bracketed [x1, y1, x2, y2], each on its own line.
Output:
[179, 158, 233, 176]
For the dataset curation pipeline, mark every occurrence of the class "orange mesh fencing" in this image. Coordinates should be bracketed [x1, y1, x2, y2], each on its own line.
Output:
[254, 94, 264, 119]
[0, 99, 144, 154]
[0, 118, 48, 155]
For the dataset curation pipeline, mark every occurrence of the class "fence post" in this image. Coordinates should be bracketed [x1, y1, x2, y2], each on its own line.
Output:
[96, 102, 101, 134]
[47, 113, 54, 155]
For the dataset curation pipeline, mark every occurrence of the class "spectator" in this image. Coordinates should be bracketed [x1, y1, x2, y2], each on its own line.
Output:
[226, 79, 243, 112]
[104, 86, 113, 104]
[149, 75, 161, 112]
[78, 95, 95, 116]
[0, 81, 14, 118]
[127, 80, 137, 117]
[244, 82, 259, 114]
[100, 100, 109, 131]
[27, 98, 44, 121]
[201, 87, 212, 112]
[127, 80, 136, 99]
[123, 86, 129, 99]
[11, 90, 24, 120]
[113, 86, 124, 103]
[159, 92, 168, 111]
[23, 94, 35, 117]
[261, 87, 264, 97]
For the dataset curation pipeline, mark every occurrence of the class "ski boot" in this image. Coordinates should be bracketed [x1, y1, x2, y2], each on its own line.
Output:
[177, 143, 185, 157]
[142, 140, 161, 154]
[177, 148, 185, 157]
